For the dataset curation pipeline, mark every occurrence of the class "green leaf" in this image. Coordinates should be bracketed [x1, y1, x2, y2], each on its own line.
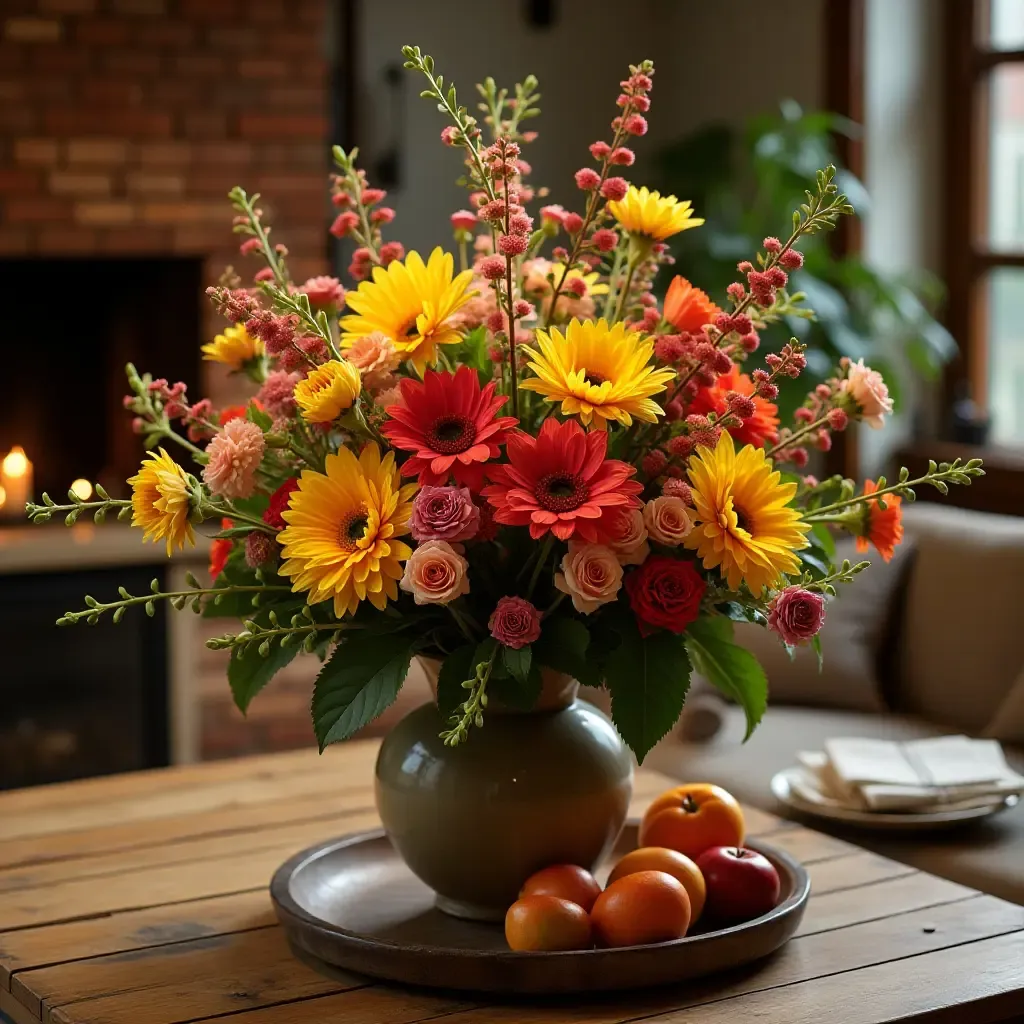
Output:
[247, 403, 274, 431]
[604, 617, 692, 765]
[491, 661, 543, 711]
[685, 616, 768, 741]
[436, 644, 475, 718]
[532, 617, 591, 681]
[312, 631, 418, 750]
[812, 634, 824, 673]
[228, 604, 301, 714]
[503, 644, 531, 685]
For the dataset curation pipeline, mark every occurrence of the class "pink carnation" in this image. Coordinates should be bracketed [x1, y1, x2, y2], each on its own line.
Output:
[411, 486, 481, 543]
[202, 418, 265, 500]
[298, 275, 345, 307]
[256, 369, 301, 418]
[768, 587, 827, 647]
[345, 331, 400, 389]
[488, 595, 542, 650]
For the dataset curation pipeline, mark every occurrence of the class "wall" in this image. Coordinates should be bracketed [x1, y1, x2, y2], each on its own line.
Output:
[353, 0, 825, 255]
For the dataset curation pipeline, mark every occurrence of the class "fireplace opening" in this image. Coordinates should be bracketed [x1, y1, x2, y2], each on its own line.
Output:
[0, 257, 204, 506]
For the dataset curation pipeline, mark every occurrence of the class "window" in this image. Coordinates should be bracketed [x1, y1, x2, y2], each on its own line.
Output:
[946, 0, 1024, 446]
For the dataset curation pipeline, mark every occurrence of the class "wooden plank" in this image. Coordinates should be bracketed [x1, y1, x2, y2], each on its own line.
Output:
[806, 850, 917, 894]
[0, 890, 273, 990]
[0, 809, 380, 933]
[0, 784, 372, 871]
[752, 826, 858, 864]
[17, 927, 359, 1024]
[796, 871, 975, 937]
[412, 897, 1024, 1024]
[0, 795, 377, 895]
[184, 988, 477, 1024]
[0, 988, 39, 1024]
[652, 931, 1024, 1023]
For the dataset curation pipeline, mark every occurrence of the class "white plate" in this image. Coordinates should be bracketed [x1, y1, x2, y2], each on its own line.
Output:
[770, 767, 1020, 832]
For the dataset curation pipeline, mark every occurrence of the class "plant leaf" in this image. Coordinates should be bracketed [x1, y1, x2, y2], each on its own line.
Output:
[436, 644, 475, 718]
[502, 644, 531, 685]
[685, 616, 768, 741]
[227, 604, 302, 714]
[491, 661, 543, 711]
[604, 618, 692, 765]
[532, 616, 591, 681]
[312, 631, 418, 750]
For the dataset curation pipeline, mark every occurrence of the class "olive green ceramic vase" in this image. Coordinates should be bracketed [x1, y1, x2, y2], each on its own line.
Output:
[374, 658, 634, 922]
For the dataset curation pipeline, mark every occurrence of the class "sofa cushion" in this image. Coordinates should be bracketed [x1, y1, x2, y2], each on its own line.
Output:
[647, 705, 1024, 906]
[897, 504, 1024, 732]
[731, 538, 914, 714]
[985, 664, 1024, 745]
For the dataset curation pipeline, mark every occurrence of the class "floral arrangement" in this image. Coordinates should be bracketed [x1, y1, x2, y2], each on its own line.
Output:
[29, 50, 984, 764]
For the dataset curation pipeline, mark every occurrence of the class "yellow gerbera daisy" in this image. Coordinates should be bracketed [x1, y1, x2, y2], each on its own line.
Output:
[201, 324, 263, 370]
[520, 317, 676, 430]
[294, 359, 361, 424]
[278, 443, 417, 617]
[127, 448, 195, 555]
[685, 432, 809, 595]
[606, 185, 704, 242]
[340, 247, 474, 376]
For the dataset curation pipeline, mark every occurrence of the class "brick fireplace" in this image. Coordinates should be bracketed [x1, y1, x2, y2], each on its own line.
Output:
[0, 0, 332, 405]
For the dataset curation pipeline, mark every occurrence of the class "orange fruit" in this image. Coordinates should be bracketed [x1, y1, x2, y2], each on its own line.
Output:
[504, 895, 593, 951]
[590, 870, 691, 947]
[606, 846, 707, 924]
[520, 864, 602, 912]
[639, 783, 745, 859]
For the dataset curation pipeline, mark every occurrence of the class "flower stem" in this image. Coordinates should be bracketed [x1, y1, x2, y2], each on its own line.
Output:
[526, 535, 555, 599]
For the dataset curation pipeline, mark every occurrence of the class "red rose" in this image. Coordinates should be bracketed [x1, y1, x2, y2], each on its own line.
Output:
[625, 556, 706, 635]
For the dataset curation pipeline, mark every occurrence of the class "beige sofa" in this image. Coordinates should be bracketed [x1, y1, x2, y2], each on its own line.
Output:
[647, 503, 1024, 907]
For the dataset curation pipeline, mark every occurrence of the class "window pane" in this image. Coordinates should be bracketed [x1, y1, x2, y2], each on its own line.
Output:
[987, 268, 1024, 444]
[989, 0, 1024, 49]
[987, 65, 1024, 249]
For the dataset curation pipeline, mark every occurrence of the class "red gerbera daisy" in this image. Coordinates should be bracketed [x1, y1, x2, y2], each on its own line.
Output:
[482, 418, 643, 541]
[382, 367, 518, 490]
[690, 364, 780, 448]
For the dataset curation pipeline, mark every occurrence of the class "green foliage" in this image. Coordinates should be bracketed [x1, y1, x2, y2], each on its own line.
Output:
[654, 101, 957, 417]
[604, 617, 692, 765]
[502, 644, 532, 686]
[228, 604, 301, 714]
[311, 630, 419, 750]
[532, 616, 592, 682]
[247, 403, 274, 431]
[436, 644, 476, 718]
[684, 616, 768, 741]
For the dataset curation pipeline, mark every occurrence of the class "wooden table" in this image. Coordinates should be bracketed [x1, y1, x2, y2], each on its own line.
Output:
[2, 742, 1023, 1024]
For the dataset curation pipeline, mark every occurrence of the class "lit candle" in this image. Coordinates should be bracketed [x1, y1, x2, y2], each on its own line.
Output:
[0, 446, 33, 520]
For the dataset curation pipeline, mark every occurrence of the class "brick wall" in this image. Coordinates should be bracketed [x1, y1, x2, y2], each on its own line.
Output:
[0, 0, 331, 315]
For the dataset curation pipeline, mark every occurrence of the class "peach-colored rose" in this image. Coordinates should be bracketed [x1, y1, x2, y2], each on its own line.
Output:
[643, 496, 693, 547]
[399, 540, 469, 605]
[602, 507, 650, 566]
[554, 542, 623, 614]
[842, 358, 893, 429]
[346, 331, 401, 390]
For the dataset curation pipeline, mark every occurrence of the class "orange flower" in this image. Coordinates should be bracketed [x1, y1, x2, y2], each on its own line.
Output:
[855, 480, 904, 562]
[209, 518, 234, 579]
[690, 364, 780, 448]
[219, 400, 263, 426]
[663, 276, 720, 334]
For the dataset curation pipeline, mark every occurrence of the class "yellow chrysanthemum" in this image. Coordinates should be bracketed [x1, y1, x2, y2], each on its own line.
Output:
[685, 432, 809, 595]
[340, 247, 474, 375]
[294, 359, 362, 424]
[520, 317, 676, 430]
[127, 448, 195, 555]
[606, 185, 704, 242]
[278, 443, 417, 617]
[201, 324, 263, 370]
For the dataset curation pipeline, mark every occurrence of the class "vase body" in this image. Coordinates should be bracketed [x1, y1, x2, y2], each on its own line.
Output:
[374, 659, 633, 921]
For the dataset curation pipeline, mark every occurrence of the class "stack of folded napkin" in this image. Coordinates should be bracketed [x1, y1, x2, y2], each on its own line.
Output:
[791, 736, 1024, 813]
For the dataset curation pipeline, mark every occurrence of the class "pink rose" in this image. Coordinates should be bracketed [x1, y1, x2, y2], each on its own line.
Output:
[768, 586, 827, 646]
[554, 543, 623, 614]
[399, 540, 470, 605]
[842, 359, 893, 429]
[488, 595, 542, 649]
[345, 331, 401, 390]
[602, 507, 650, 566]
[411, 486, 480, 543]
[643, 496, 693, 547]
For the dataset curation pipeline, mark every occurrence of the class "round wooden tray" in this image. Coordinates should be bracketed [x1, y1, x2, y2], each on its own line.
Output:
[270, 822, 810, 994]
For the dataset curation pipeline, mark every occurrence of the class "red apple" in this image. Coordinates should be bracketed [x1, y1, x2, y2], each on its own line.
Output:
[696, 846, 781, 924]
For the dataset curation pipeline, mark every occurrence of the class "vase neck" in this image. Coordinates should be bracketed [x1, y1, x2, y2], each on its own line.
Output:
[416, 656, 579, 714]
